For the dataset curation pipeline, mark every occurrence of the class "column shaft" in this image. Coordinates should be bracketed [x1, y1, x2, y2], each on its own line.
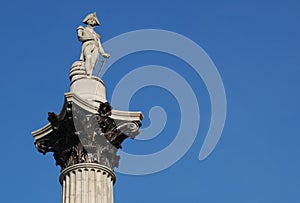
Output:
[60, 163, 115, 203]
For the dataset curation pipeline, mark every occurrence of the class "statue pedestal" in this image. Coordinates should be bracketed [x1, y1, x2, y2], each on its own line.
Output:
[70, 76, 107, 105]
[69, 61, 107, 106]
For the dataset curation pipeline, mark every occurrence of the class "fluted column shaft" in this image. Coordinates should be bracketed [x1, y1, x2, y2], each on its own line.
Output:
[60, 163, 115, 203]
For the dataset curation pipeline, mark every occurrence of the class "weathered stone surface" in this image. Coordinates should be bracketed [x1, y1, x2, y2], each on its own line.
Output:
[32, 92, 142, 171]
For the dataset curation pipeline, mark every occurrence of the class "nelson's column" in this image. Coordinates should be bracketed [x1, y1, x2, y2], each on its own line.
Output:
[32, 12, 143, 203]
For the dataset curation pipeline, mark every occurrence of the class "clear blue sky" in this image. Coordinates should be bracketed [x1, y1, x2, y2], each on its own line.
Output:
[1, 0, 299, 202]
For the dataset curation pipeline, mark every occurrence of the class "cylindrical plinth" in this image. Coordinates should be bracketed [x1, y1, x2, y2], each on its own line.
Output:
[59, 163, 116, 203]
[70, 76, 107, 104]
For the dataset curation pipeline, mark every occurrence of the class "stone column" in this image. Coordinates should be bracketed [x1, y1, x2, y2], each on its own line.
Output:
[32, 74, 143, 203]
[60, 163, 115, 203]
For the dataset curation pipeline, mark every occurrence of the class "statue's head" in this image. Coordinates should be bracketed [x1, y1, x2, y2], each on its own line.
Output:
[83, 12, 100, 26]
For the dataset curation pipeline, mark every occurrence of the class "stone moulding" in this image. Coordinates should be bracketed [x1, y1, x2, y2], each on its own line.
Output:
[59, 163, 116, 185]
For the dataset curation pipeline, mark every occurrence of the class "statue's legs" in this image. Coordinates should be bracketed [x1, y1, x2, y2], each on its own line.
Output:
[84, 45, 99, 76]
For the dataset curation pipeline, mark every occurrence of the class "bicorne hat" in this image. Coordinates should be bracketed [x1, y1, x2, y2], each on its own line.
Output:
[82, 12, 100, 26]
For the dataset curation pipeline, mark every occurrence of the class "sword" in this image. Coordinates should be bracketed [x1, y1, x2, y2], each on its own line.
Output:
[97, 58, 107, 77]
